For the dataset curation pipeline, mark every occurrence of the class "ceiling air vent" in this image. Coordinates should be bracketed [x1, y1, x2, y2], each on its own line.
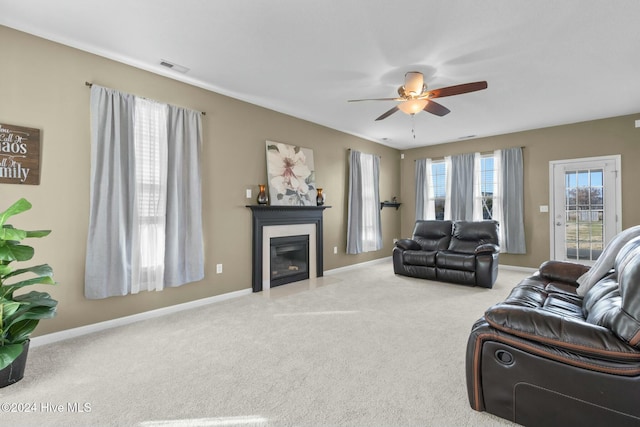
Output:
[159, 59, 189, 74]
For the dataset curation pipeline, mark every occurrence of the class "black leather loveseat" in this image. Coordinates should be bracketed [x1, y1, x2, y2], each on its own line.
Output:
[466, 233, 640, 427]
[392, 220, 500, 288]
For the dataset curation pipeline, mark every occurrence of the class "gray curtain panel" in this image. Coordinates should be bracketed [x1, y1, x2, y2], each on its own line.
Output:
[450, 153, 475, 221]
[346, 150, 382, 254]
[501, 147, 526, 253]
[163, 105, 205, 287]
[85, 86, 136, 299]
[85, 85, 204, 299]
[415, 158, 427, 221]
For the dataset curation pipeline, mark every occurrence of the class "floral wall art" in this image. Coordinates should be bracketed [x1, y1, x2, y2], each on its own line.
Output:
[266, 141, 316, 206]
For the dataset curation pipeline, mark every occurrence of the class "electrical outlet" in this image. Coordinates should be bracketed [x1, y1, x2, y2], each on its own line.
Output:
[393, 238, 398, 244]
[216, 263, 223, 274]
[246, 189, 252, 199]
[333, 246, 338, 254]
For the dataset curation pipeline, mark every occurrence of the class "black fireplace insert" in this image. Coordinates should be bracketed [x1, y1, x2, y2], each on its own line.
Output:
[270, 235, 309, 287]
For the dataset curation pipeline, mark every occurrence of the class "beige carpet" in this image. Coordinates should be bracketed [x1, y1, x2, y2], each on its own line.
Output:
[1, 260, 526, 427]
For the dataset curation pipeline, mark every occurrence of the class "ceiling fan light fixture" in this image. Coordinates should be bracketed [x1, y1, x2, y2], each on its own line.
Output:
[398, 99, 428, 115]
[404, 72, 424, 95]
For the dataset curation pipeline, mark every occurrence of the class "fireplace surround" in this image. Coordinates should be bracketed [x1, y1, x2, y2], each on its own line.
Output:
[247, 205, 330, 292]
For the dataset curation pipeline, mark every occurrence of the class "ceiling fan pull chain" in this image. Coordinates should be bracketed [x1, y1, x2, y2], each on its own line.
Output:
[412, 114, 416, 139]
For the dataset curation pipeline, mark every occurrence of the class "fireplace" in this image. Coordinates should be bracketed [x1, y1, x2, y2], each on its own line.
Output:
[270, 235, 309, 287]
[247, 205, 329, 292]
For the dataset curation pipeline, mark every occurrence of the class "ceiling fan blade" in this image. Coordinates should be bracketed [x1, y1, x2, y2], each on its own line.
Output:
[348, 97, 402, 102]
[423, 100, 451, 117]
[428, 81, 488, 99]
[375, 106, 399, 121]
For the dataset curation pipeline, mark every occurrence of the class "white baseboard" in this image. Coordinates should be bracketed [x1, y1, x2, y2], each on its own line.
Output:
[31, 260, 535, 348]
[31, 288, 253, 348]
[499, 264, 538, 274]
[324, 256, 391, 275]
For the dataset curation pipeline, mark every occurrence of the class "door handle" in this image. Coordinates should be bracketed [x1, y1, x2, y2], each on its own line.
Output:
[556, 222, 562, 226]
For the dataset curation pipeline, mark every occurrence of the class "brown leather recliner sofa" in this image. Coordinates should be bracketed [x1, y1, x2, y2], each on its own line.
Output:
[466, 233, 640, 427]
[393, 220, 500, 288]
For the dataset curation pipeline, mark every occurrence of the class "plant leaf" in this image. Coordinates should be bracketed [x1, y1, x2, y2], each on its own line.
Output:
[6, 319, 40, 344]
[0, 344, 24, 370]
[0, 226, 27, 242]
[0, 244, 34, 262]
[0, 199, 32, 227]
[3, 275, 56, 290]
[25, 230, 51, 238]
[3, 264, 53, 280]
[1, 300, 21, 318]
[0, 264, 12, 276]
[4, 304, 57, 334]
[12, 291, 59, 306]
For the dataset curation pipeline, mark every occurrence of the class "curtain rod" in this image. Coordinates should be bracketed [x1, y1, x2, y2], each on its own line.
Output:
[412, 147, 525, 161]
[347, 148, 382, 158]
[85, 82, 206, 115]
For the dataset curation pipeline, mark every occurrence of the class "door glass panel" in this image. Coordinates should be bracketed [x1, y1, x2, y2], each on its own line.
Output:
[564, 169, 604, 261]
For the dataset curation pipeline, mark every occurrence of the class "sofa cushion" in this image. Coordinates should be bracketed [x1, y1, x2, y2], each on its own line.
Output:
[576, 225, 640, 296]
[412, 220, 452, 251]
[436, 250, 476, 271]
[583, 236, 640, 347]
[403, 250, 437, 267]
[448, 220, 499, 254]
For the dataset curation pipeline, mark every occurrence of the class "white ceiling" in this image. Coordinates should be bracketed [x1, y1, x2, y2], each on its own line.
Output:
[2, 0, 640, 149]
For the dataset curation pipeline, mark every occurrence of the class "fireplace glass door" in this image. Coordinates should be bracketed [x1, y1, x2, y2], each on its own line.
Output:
[270, 235, 309, 287]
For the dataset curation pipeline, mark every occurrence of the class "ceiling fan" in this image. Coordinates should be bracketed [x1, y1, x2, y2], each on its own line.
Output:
[348, 71, 488, 121]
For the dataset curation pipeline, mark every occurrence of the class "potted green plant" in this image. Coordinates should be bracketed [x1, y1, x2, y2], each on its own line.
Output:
[0, 198, 57, 387]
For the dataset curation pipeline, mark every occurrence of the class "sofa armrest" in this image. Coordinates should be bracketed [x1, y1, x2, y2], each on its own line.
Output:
[395, 238, 421, 251]
[538, 260, 591, 286]
[475, 243, 499, 255]
[485, 304, 640, 361]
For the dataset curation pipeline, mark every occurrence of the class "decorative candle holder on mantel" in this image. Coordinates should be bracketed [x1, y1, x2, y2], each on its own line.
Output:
[256, 184, 268, 205]
[316, 188, 325, 206]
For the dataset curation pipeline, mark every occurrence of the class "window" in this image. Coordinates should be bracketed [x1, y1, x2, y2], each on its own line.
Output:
[85, 85, 204, 299]
[477, 154, 499, 220]
[416, 148, 525, 253]
[431, 160, 447, 220]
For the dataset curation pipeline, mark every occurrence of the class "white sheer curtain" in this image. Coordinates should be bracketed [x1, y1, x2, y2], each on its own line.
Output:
[425, 158, 436, 220]
[86, 85, 204, 299]
[346, 150, 382, 254]
[132, 98, 168, 293]
[444, 156, 452, 220]
[473, 152, 483, 221]
[492, 150, 504, 246]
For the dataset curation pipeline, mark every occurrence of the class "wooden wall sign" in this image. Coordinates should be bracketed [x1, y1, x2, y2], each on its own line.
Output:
[0, 123, 40, 185]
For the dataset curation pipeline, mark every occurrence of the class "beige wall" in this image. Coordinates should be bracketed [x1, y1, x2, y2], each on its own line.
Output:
[400, 114, 640, 269]
[1, 26, 401, 336]
[4, 24, 639, 338]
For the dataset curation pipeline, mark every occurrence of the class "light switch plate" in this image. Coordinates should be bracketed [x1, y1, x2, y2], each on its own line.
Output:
[246, 189, 252, 199]
[540, 205, 549, 213]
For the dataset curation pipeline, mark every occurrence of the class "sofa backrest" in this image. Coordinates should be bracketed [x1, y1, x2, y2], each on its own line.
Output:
[412, 220, 453, 251]
[448, 220, 499, 254]
[583, 236, 640, 348]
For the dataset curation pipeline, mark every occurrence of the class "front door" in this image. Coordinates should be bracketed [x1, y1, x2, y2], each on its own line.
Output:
[550, 155, 621, 263]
